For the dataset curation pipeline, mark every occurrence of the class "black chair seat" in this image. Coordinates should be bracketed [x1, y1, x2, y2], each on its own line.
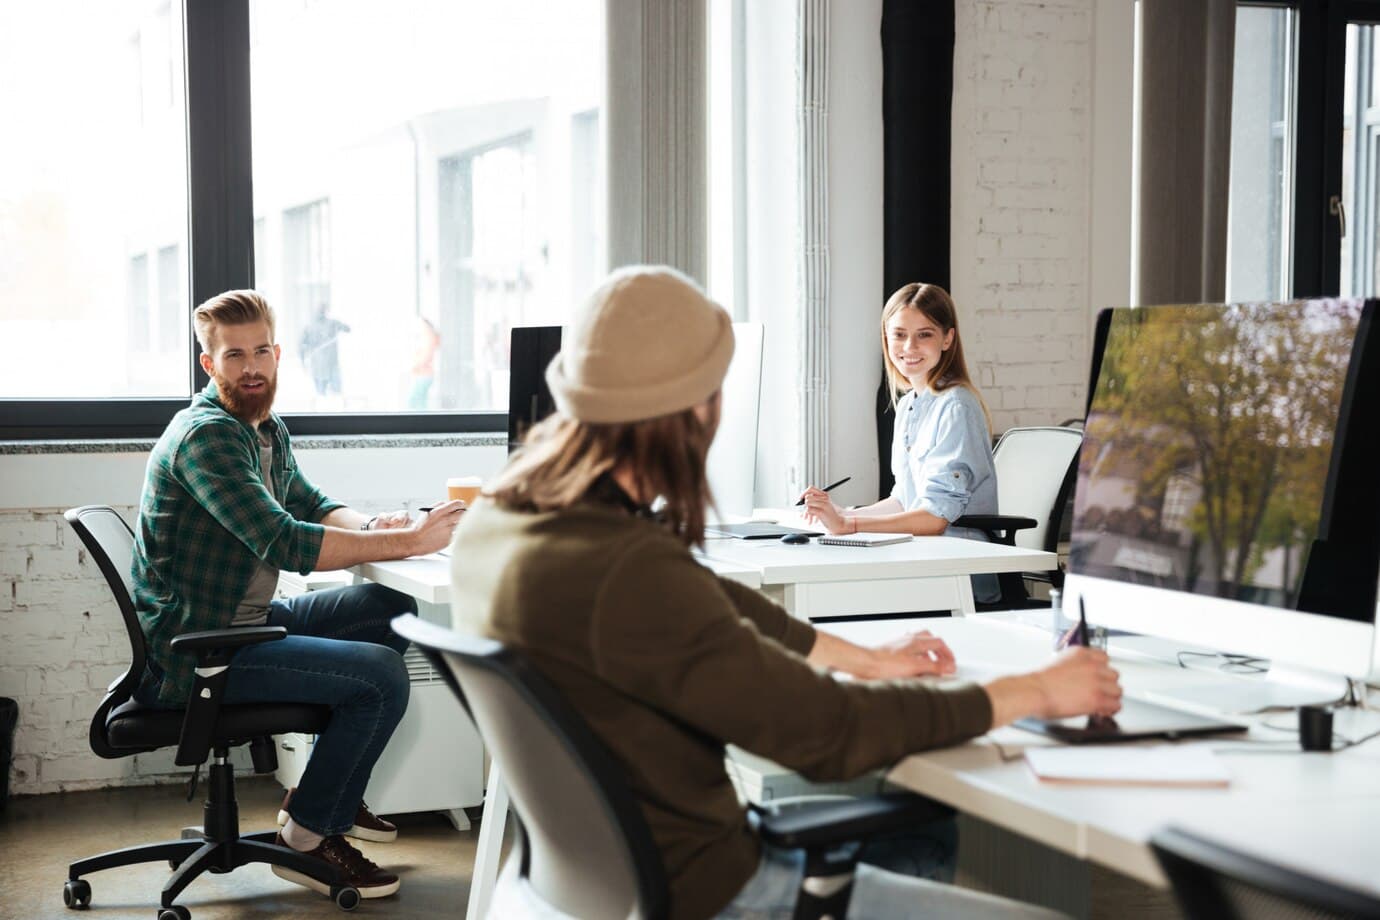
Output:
[106, 699, 331, 751]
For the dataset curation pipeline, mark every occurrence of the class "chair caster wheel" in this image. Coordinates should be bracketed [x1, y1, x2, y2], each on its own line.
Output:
[332, 885, 361, 911]
[157, 905, 191, 920]
[167, 859, 181, 871]
[63, 878, 91, 909]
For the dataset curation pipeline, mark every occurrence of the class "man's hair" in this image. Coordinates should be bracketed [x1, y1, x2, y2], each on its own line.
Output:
[193, 290, 276, 353]
[485, 409, 717, 546]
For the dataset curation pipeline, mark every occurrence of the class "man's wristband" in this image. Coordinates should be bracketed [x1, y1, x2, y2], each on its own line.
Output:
[361, 516, 378, 531]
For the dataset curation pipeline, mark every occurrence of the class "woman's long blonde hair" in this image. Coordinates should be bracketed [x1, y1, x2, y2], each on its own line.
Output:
[484, 407, 717, 546]
[881, 283, 992, 432]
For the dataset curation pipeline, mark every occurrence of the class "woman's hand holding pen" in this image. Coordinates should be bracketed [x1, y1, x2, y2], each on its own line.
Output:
[800, 488, 849, 533]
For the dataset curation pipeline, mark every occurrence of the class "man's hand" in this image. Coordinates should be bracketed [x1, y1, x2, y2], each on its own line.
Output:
[409, 500, 466, 556]
[369, 510, 412, 530]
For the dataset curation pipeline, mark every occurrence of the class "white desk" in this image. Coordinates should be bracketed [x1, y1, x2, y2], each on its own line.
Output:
[699, 536, 1056, 618]
[821, 616, 1380, 899]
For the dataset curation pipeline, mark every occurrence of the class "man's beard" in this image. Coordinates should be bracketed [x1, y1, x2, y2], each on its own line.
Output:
[214, 371, 278, 423]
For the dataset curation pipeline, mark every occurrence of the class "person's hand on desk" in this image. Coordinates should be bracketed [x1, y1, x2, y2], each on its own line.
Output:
[799, 488, 849, 534]
[808, 629, 956, 679]
[982, 647, 1123, 728]
[407, 499, 467, 555]
[367, 509, 413, 530]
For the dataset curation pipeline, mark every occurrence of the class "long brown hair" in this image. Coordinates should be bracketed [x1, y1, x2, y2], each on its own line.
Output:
[880, 283, 992, 432]
[485, 407, 717, 546]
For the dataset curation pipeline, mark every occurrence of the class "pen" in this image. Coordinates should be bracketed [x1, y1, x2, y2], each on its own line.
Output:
[796, 476, 852, 506]
[1076, 596, 1090, 647]
[418, 506, 436, 514]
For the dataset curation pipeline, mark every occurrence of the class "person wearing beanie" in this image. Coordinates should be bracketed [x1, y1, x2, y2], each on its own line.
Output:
[448, 265, 1120, 919]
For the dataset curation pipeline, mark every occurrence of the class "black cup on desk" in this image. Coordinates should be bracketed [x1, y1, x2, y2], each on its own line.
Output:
[1299, 705, 1334, 751]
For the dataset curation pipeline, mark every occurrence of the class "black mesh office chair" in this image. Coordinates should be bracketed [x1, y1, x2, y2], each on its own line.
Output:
[392, 613, 953, 920]
[1152, 826, 1380, 919]
[954, 425, 1083, 609]
[62, 506, 357, 919]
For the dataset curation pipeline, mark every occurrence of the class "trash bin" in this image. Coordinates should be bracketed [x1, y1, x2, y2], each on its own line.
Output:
[0, 697, 17, 811]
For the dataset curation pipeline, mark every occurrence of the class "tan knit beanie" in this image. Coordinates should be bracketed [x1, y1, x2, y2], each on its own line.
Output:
[546, 265, 735, 424]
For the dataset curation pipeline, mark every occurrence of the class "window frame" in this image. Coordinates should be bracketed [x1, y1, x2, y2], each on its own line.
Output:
[0, 0, 509, 440]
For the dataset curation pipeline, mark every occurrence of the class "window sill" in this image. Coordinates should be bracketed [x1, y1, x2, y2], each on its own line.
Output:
[0, 433, 507, 455]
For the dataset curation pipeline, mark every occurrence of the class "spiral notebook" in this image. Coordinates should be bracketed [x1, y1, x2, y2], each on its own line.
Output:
[817, 532, 913, 547]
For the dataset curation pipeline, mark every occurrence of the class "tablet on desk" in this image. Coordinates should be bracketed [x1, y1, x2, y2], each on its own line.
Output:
[1014, 697, 1247, 744]
[704, 522, 823, 540]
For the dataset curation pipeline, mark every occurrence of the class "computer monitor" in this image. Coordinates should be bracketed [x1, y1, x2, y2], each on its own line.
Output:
[1064, 299, 1380, 711]
[505, 322, 764, 512]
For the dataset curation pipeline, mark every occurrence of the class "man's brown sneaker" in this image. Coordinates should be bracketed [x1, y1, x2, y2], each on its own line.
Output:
[277, 787, 399, 843]
[271, 832, 401, 898]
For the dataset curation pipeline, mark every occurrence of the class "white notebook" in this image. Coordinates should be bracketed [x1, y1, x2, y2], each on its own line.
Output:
[817, 532, 913, 547]
[1024, 745, 1231, 788]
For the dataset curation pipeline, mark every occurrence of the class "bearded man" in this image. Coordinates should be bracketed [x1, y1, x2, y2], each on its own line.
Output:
[130, 289, 465, 900]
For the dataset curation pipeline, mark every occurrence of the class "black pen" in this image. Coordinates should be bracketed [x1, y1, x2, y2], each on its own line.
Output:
[418, 506, 436, 514]
[796, 476, 852, 506]
[1077, 596, 1090, 647]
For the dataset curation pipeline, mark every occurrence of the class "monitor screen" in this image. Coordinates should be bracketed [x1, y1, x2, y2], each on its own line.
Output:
[1071, 300, 1380, 627]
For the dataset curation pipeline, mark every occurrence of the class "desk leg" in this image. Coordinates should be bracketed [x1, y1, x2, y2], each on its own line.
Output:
[467, 761, 509, 920]
[954, 575, 976, 617]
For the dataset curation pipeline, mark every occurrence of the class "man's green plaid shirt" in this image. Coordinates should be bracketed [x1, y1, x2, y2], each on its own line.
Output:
[131, 383, 344, 704]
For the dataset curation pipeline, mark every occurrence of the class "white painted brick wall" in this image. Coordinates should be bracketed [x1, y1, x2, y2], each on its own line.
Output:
[953, 0, 1095, 431]
[0, 507, 265, 797]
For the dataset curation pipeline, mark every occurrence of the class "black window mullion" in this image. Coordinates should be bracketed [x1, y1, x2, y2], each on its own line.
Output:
[185, 0, 254, 391]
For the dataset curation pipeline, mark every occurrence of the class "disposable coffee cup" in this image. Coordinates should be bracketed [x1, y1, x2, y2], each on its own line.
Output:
[447, 476, 483, 504]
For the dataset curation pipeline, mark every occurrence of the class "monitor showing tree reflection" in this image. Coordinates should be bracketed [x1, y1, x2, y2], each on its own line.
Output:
[1070, 300, 1376, 621]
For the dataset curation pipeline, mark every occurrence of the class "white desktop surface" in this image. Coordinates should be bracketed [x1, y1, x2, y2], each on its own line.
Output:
[698, 536, 1057, 618]
[699, 535, 1054, 583]
[351, 551, 763, 601]
[821, 616, 1380, 894]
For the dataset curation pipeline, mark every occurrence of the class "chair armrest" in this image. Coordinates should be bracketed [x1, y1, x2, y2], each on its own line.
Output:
[951, 514, 1038, 546]
[756, 793, 953, 850]
[171, 626, 287, 657]
[169, 626, 286, 767]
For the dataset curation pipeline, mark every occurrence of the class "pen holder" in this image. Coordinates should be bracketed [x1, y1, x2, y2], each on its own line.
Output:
[1299, 705, 1334, 752]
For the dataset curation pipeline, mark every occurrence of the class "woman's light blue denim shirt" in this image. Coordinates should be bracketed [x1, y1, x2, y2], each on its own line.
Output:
[890, 385, 997, 542]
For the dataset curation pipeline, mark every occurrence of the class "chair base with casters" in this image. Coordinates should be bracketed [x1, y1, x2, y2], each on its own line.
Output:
[61, 505, 359, 919]
[65, 746, 358, 919]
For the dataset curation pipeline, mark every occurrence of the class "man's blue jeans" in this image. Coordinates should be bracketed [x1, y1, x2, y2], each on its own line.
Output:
[138, 583, 415, 837]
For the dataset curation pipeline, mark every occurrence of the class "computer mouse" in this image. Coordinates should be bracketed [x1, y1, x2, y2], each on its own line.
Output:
[779, 533, 811, 545]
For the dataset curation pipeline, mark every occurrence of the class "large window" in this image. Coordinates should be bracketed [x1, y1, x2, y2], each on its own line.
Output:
[248, 0, 605, 417]
[2, 0, 605, 437]
[0, 1, 189, 400]
[1226, 4, 1295, 302]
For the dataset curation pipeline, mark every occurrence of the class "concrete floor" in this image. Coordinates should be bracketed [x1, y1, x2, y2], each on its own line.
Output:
[0, 776, 492, 919]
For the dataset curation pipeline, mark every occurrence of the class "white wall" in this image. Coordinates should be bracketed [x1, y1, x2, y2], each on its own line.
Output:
[0, 441, 505, 795]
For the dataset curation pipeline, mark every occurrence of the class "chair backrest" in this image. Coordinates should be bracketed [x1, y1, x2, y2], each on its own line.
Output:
[1152, 827, 1380, 919]
[991, 426, 1083, 552]
[64, 505, 149, 757]
[392, 615, 668, 920]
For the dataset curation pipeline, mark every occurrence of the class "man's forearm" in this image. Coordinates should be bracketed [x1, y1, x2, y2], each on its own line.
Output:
[314, 527, 421, 570]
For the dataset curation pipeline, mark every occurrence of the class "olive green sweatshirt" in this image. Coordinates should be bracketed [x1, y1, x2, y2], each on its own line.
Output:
[448, 500, 994, 920]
